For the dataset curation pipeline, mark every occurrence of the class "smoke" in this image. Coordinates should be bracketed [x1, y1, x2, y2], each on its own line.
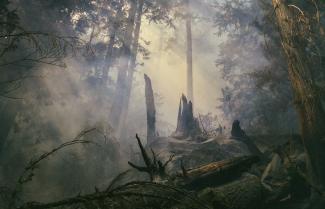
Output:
[130, 3, 224, 131]
[0, 0, 297, 204]
[0, 0, 227, 201]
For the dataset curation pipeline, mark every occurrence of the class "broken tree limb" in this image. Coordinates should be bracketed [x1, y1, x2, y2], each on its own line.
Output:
[136, 133, 152, 167]
[128, 134, 174, 181]
[144, 74, 156, 144]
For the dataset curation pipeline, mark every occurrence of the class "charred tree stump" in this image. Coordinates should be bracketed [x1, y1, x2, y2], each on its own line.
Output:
[198, 174, 263, 209]
[231, 120, 263, 159]
[172, 94, 201, 139]
[144, 74, 156, 144]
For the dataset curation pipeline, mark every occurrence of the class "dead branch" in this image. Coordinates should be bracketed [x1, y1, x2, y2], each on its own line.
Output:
[0, 22, 92, 71]
[10, 128, 98, 208]
[198, 114, 208, 136]
[128, 134, 174, 181]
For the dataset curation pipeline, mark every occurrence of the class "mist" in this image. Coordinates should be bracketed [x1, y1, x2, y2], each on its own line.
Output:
[1, 0, 317, 208]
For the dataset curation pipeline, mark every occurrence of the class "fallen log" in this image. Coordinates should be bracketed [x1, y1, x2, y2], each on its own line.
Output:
[198, 174, 263, 209]
[129, 135, 259, 190]
[17, 134, 262, 209]
[17, 134, 299, 209]
[176, 155, 260, 190]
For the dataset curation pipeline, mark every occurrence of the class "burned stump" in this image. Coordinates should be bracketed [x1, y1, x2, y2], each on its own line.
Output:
[172, 94, 201, 139]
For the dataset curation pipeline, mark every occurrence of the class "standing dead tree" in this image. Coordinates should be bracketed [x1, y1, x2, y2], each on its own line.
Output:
[144, 74, 157, 144]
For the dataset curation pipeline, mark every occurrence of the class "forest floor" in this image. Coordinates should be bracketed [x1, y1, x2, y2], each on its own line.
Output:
[0, 131, 313, 209]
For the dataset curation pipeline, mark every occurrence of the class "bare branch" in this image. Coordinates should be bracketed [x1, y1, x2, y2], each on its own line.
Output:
[10, 128, 98, 207]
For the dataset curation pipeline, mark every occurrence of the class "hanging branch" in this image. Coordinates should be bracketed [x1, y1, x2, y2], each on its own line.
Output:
[0, 21, 92, 73]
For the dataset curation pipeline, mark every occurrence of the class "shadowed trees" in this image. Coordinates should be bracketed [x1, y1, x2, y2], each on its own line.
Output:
[214, 0, 297, 134]
[0, 0, 88, 156]
[272, 0, 325, 204]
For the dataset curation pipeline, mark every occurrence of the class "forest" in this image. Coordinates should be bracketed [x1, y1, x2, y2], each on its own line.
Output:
[0, 0, 325, 209]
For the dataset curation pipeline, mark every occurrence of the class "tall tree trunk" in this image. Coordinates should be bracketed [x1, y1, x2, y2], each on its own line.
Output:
[116, 0, 144, 138]
[186, 0, 193, 104]
[272, 0, 325, 198]
[144, 74, 156, 144]
[101, 0, 123, 84]
[110, 0, 137, 134]
[102, 23, 118, 85]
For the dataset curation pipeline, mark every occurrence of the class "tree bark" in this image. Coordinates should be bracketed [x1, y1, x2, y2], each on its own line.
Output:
[117, 0, 145, 139]
[110, 0, 137, 134]
[272, 0, 325, 196]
